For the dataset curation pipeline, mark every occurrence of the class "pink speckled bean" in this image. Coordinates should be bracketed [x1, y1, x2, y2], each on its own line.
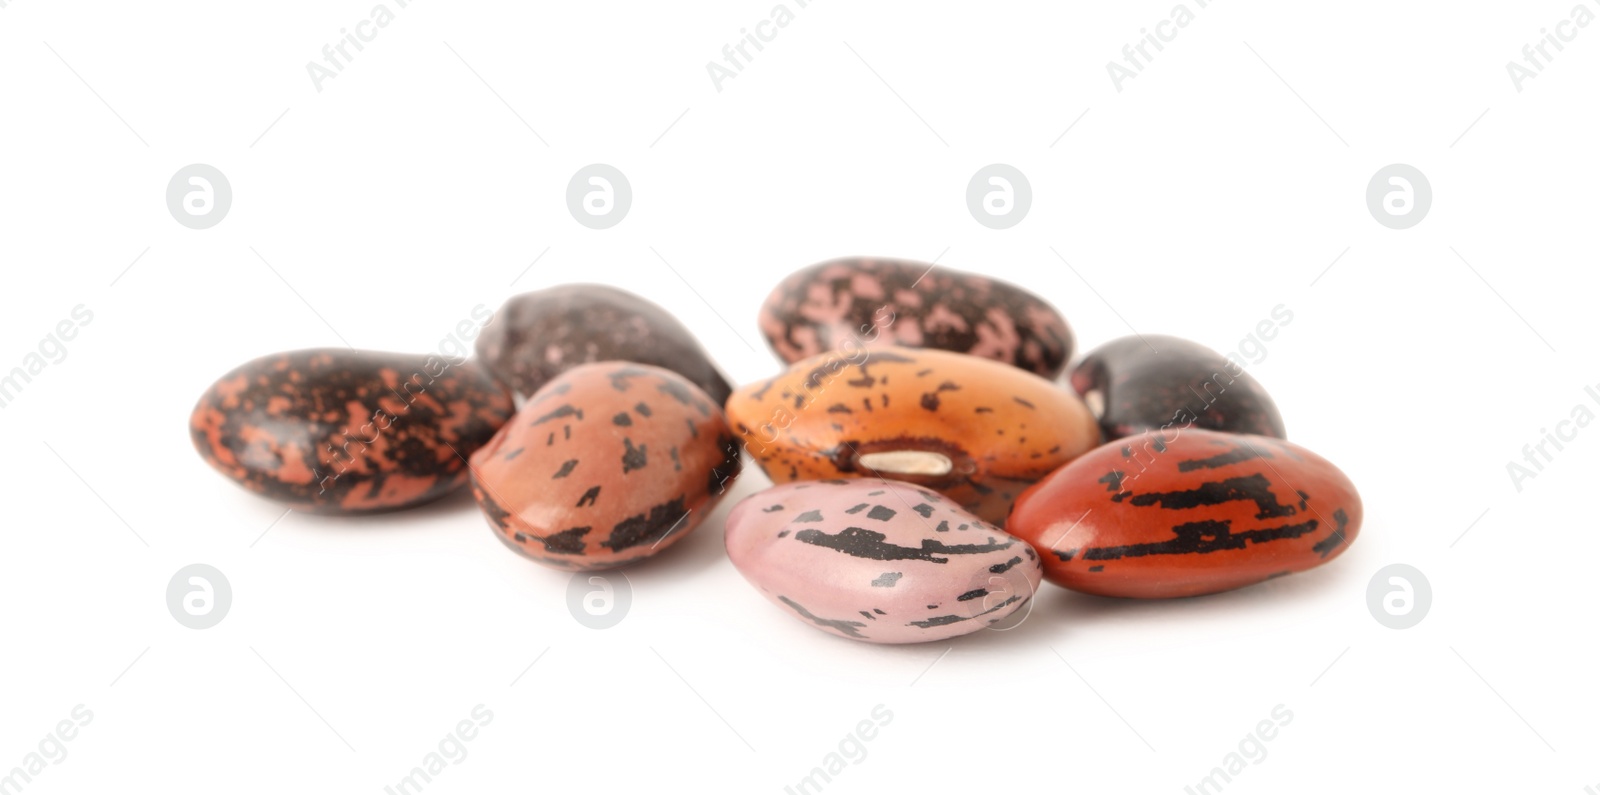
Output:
[758, 257, 1073, 378]
[725, 480, 1043, 644]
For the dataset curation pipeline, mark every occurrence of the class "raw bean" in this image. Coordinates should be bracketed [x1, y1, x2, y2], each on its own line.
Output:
[476, 284, 731, 405]
[1008, 429, 1361, 598]
[469, 362, 741, 570]
[759, 257, 1073, 378]
[725, 345, 1101, 525]
[189, 348, 513, 513]
[725, 480, 1042, 644]
[1071, 335, 1286, 440]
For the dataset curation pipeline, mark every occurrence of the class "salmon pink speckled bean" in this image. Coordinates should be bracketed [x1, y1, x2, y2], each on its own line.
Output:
[470, 362, 742, 571]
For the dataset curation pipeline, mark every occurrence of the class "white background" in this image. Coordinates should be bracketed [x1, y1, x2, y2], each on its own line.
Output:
[2, 1, 1597, 793]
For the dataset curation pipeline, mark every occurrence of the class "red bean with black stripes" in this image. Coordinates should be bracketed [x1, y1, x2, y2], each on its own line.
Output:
[470, 362, 741, 570]
[1008, 429, 1361, 598]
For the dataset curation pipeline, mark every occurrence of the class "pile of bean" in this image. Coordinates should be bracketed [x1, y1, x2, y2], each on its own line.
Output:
[190, 257, 1362, 644]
